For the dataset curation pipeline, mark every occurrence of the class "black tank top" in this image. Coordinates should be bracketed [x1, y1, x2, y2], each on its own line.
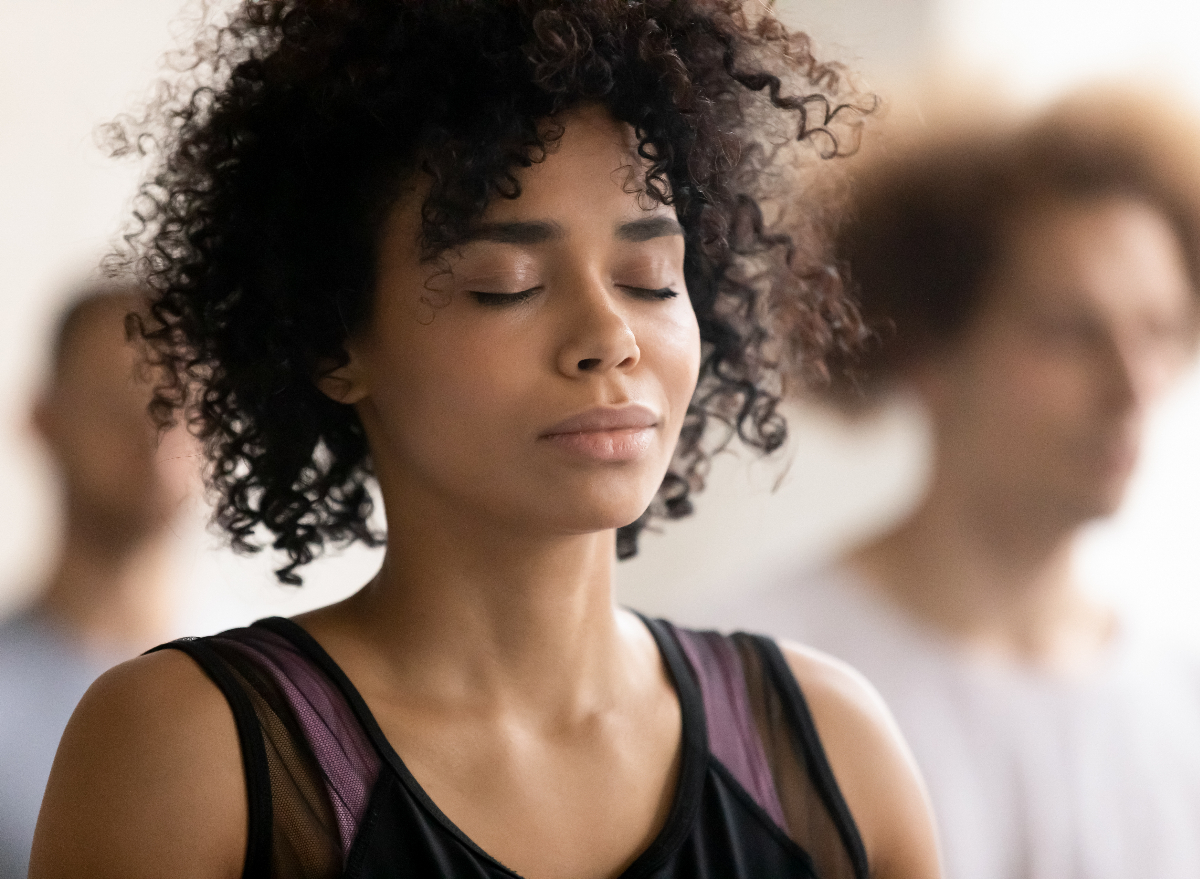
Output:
[153, 616, 868, 879]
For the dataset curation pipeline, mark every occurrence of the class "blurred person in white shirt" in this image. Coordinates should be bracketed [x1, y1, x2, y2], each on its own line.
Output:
[0, 282, 193, 878]
[723, 91, 1200, 879]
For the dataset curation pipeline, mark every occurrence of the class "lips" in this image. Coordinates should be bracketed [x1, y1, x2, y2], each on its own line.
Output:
[542, 404, 659, 436]
[540, 404, 660, 462]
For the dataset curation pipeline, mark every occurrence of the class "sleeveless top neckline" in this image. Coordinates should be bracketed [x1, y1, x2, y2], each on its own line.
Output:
[155, 616, 870, 879]
[251, 615, 709, 877]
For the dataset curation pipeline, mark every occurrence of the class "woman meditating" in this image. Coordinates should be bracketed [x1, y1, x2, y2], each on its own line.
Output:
[30, 2, 938, 877]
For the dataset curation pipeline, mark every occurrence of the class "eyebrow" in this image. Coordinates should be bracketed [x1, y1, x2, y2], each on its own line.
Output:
[464, 215, 685, 246]
[467, 221, 565, 245]
[615, 216, 685, 242]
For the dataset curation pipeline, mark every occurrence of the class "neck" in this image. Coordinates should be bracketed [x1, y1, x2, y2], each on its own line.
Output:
[850, 467, 1115, 673]
[317, 504, 642, 718]
[33, 519, 175, 658]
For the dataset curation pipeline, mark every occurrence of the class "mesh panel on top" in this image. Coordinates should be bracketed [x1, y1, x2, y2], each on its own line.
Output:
[205, 627, 383, 878]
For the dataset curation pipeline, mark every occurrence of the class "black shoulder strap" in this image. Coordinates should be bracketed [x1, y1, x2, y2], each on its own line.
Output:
[149, 639, 274, 879]
[750, 634, 871, 879]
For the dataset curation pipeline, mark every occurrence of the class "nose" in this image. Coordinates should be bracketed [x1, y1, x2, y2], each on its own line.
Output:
[555, 275, 641, 378]
[1103, 332, 1178, 416]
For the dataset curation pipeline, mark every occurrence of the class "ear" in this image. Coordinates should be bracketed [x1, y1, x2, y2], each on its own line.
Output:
[315, 345, 370, 405]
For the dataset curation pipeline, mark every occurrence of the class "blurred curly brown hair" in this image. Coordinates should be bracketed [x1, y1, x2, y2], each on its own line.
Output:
[113, 0, 868, 583]
[827, 89, 1200, 406]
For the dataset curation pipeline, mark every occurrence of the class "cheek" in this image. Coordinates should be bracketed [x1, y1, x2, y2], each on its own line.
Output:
[1005, 351, 1081, 398]
[367, 319, 529, 457]
[1016, 351, 1102, 418]
[965, 345, 1099, 451]
[650, 300, 702, 408]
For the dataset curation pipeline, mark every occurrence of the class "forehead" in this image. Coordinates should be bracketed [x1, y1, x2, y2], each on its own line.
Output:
[381, 104, 676, 254]
[478, 105, 674, 224]
[986, 196, 1194, 320]
[380, 106, 680, 265]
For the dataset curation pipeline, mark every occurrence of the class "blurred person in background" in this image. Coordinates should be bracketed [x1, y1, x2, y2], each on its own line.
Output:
[723, 92, 1200, 879]
[0, 282, 192, 878]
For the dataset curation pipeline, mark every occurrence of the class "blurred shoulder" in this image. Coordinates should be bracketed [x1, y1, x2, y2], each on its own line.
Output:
[778, 639, 942, 879]
[30, 647, 246, 879]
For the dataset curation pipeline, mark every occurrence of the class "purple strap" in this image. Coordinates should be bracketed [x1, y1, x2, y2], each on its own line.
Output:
[216, 628, 381, 861]
[670, 625, 788, 829]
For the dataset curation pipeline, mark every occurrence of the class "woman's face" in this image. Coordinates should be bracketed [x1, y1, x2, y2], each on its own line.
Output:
[335, 105, 701, 539]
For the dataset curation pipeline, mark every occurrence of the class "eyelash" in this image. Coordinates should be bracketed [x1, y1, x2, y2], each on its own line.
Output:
[469, 285, 680, 306]
[622, 285, 680, 301]
[465, 284, 676, 309]
[471, 287, 541, 306]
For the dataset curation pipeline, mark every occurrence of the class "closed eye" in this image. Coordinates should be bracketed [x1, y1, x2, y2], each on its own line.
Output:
[620, 285, 680, 301]
[470, 286, 543, 306]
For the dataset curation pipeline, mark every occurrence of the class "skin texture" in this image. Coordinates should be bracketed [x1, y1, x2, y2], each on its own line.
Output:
[31, 108, 939, 879]
[854, 196, 1196, 671]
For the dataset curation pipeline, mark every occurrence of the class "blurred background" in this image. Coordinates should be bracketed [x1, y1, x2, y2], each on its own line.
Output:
[3, 0, 1200, 645]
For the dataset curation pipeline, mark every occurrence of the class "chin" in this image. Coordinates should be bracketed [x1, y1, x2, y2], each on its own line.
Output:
[540, 490, 662, 538]
[1091, 492, 1129, 522]
[1061, 483, 1129, 527]
[560, 506, 657, 538]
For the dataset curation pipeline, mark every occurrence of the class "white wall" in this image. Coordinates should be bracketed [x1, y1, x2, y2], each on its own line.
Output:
[936, 0, 1200, 103]
[780, 0, 936, 82]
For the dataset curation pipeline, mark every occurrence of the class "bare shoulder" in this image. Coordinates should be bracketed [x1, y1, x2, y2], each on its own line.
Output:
[779, 640, 942, 879]
[30, 648, 246, 879]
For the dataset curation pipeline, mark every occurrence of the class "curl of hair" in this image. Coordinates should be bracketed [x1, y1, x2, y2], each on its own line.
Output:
[111, 0, 869, 583]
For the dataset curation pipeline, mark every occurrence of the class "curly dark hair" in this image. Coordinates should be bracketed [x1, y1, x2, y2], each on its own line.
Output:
[827, 89, 1200, 405]
[112, 0, 867, 583]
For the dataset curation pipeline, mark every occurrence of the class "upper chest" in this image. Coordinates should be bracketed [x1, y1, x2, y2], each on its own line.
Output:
[354, 683, 684, 879]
